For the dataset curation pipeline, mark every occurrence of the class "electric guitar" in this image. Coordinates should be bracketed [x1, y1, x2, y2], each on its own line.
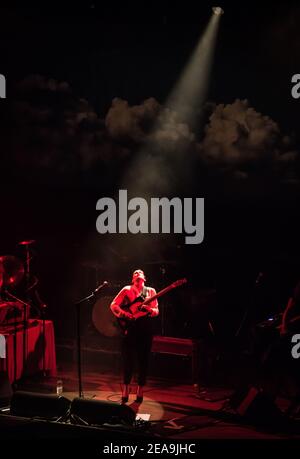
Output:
[117, 278, 187, 334]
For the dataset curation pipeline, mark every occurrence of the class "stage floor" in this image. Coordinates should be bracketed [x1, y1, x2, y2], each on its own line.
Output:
[9, 360, 300, 440]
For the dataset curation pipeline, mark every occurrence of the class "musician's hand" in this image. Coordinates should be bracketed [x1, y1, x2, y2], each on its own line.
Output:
[120, 311, 134, 320]
[140, 305, 158, 317]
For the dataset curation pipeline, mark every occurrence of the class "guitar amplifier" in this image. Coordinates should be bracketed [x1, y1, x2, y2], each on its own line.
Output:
[151, 336, 199, 383]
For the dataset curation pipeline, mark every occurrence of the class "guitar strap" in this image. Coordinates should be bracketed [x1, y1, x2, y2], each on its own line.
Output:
[121, 286, 149, 310]
[141, 286, 149, 301]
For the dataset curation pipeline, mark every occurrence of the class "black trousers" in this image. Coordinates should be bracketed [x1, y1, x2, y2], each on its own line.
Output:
[122, 319, 153, 386]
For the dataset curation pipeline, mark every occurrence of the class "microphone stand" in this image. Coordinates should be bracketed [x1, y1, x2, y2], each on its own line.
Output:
[27, 281, 47, 377]
[74, 282, 108, 398]
[22, 243, 32, 377]
[35, 293, 47, 377]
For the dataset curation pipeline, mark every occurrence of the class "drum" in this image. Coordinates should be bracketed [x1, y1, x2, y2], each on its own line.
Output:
[92, 296, 120, 337]
[0, 301, 25, 325]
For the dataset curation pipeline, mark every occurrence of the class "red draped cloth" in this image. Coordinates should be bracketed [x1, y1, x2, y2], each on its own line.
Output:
[0, 319, 57, 382]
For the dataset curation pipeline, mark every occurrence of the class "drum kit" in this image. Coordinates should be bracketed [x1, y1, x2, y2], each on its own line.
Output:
[0, 240, 46, 382]
[0, 255, 24, 289]
[0, 240, 35, 325]
[0, 239, 35, 289]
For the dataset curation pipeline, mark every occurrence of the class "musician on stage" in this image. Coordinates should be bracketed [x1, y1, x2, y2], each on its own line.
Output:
[277, 278, 300, 416]
[110, 269, 159, 403]
[279, 279, 300, 337]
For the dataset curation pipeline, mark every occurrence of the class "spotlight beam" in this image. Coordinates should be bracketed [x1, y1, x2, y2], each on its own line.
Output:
[120, 9, 223, 196]
[163, 11, 222, 129]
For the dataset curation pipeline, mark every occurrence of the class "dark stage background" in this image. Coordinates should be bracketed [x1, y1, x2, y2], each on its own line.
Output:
[1, 3, 300, 363]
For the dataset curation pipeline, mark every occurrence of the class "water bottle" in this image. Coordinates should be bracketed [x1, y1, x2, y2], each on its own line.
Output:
[56, 379, 63, 395]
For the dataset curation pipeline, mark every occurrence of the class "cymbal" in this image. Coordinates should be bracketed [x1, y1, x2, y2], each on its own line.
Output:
[0, 255, 25, 288]
[18, 239, 36, 246]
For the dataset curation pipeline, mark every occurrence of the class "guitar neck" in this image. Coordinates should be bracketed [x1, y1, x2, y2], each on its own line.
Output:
[142, 284, 177, 305]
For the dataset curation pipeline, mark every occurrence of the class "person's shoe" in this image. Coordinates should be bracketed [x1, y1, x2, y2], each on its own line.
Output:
[135, 385, 143, 403]
[121, 385, 129, 404]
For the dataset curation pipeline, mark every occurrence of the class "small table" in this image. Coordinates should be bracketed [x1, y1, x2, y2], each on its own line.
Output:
[0, 319, 57, 383]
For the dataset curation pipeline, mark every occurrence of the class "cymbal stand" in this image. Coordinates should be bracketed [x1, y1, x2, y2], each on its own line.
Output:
[5, 290, 32, 381]
[22, 243, 33, 373]
[34, 289, 47, 376]
[6, 289, 46, 378]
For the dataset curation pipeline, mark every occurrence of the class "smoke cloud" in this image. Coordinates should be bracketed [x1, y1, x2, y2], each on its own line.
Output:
[5, 76, 299, 188]
[198, 99, 299, 181]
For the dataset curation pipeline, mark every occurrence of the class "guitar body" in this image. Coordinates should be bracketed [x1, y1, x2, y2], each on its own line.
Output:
[117, 296, 149, 334]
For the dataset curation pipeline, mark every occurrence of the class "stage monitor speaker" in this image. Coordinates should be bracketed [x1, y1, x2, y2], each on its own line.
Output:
[70, 397, 136, 426]
[0, 371, 13, 406]
[230, 386, 285, 427]
[10, 391, 71, 420]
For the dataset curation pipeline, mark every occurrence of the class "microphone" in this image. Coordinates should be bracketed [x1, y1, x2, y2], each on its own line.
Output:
[93, 281, 108, 295]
